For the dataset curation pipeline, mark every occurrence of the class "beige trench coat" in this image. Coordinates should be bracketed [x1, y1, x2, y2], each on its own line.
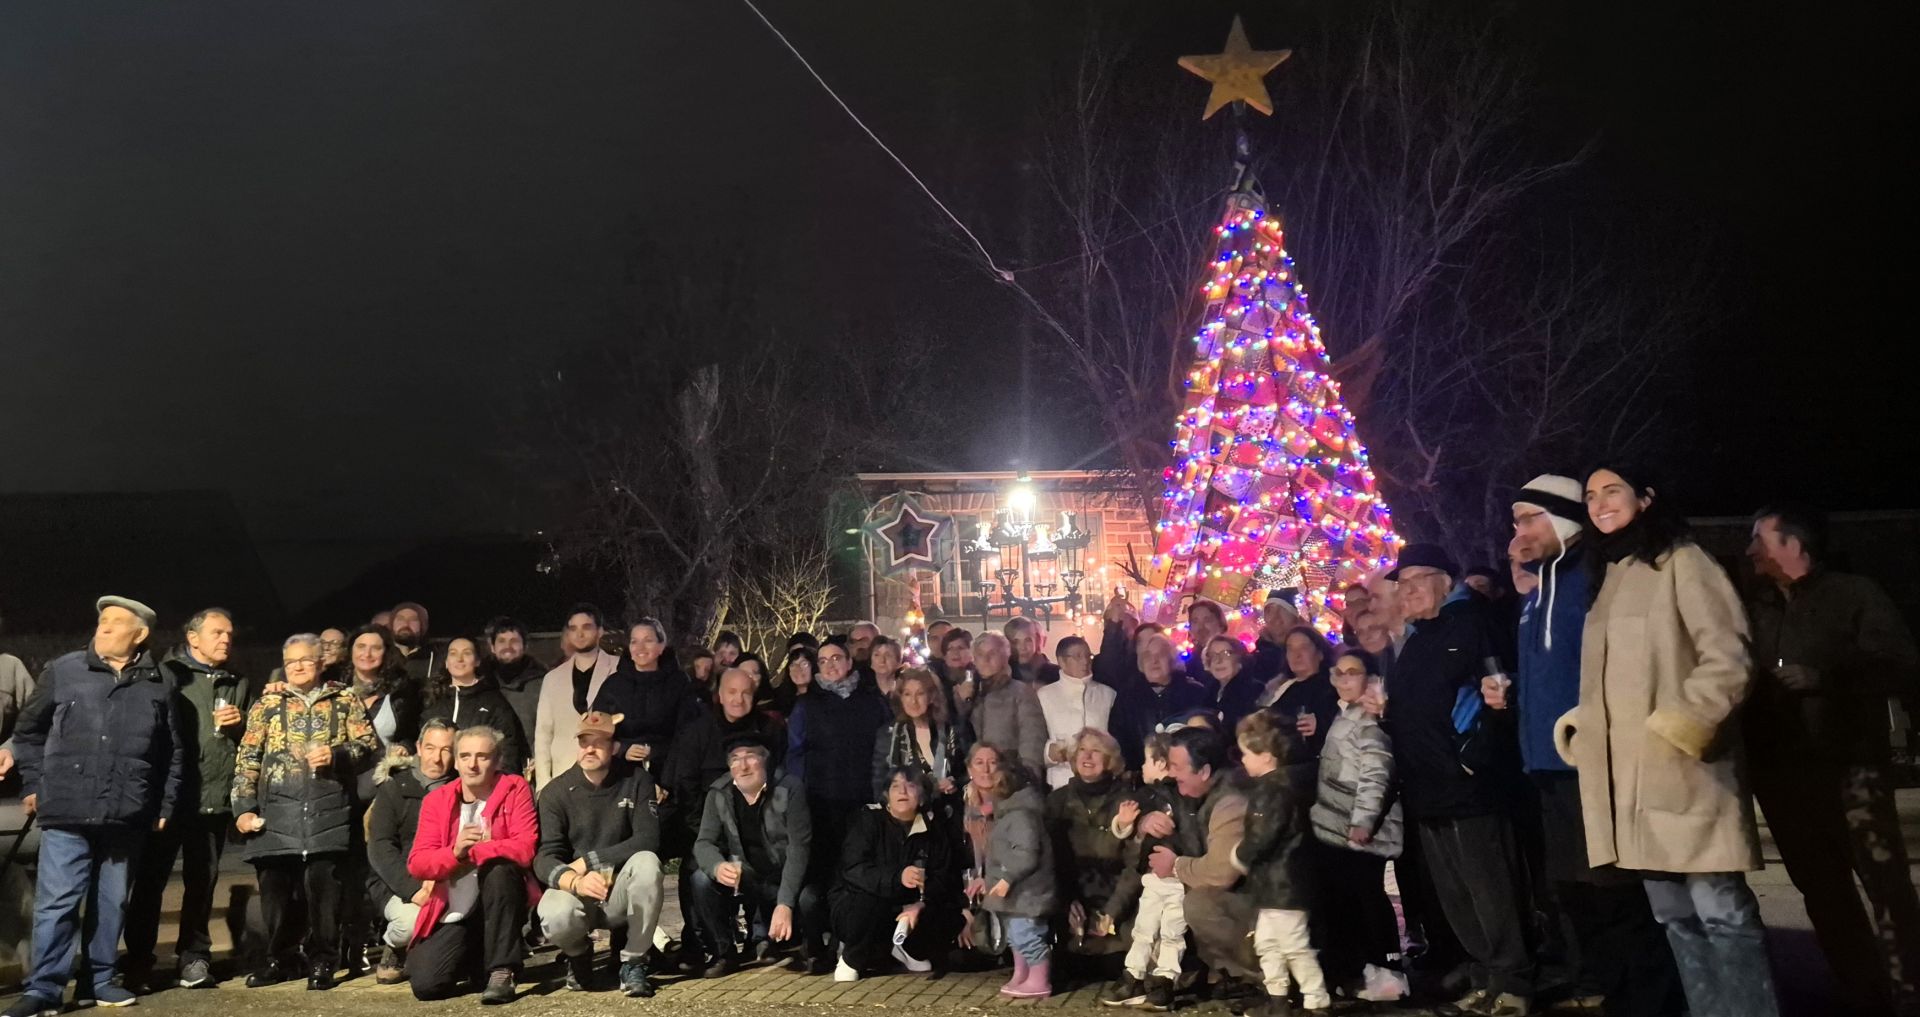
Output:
[1554, 542, 1762, 873]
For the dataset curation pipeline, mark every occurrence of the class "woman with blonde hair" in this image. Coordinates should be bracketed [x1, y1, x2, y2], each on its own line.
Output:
[1044, 728, 1130, 963]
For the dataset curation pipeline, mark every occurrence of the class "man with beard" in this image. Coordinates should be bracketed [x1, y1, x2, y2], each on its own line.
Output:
[535, 605, 620, 788]
[536, 712, 665, 998]
[122, 608, 250, 992]
[390, 602, 436, 684]
[368, 719, 458, 984]
[483, 617, 544, 749]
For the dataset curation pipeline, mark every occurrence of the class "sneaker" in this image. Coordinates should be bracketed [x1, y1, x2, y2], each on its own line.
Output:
[750, 940, 778, 964]
[833, 956, 860, 983]
[1437, 988, 1490, 1017]
[2, 995, 63, 1017]
[890, 943, 931, 974]
[375, 947, 406, 985]
[1143, 976, 1176, 1012]
[1101, 975, 1148, 1007]
[91, 987, 135, 1009]
[564, 953, 595, 992]
[1481, 993, 1531, 1017]
[480, 969, 516, 1005]
[618, 961, 654, 999]
[1355, 964, 1408, 1003]
[177, 959, 213, 990]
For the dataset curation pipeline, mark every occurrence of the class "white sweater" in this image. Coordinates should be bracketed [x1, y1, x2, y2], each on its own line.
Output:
[1034, 672, 1116, 788]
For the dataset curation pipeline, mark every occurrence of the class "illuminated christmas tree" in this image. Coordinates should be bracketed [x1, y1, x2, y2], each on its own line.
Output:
[1144, 18, 1401, 640]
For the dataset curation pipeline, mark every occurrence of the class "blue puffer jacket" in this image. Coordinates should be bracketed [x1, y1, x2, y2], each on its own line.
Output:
[14, 647, 184, 828]
[1516, 542, 1590, 773]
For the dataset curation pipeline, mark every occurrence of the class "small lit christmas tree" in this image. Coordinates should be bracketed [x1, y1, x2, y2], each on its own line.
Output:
[1144, 18, 1401, 641]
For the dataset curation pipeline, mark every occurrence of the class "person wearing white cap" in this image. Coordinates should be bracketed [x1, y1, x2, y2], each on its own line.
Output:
[1487, 476, 1680, 1016]
[6, 596, 182, 1017]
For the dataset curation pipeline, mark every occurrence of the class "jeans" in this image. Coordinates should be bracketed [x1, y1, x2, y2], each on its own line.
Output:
[122, 810, 227, 975]
[1006, 916, 1050, 966]
[1643, 872, 1781, 1017]
[26, 826, 143, 1001]
[537, 851, 664, 962]
[1123, 873, 1186, 980]
[1254, 908, 1328, 1008]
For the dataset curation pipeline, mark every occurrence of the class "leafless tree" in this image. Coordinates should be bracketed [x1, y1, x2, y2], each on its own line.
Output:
[538, 248, 941, 645]
[986, 2, 1705, 563]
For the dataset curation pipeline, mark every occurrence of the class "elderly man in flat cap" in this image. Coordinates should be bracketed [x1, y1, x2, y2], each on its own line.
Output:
[6, 596, 184, 1017]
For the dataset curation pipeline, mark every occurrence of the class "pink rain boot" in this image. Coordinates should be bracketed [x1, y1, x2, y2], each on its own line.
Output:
[1004, 957, 1052, 1000]
[999, 953, 1030, 996]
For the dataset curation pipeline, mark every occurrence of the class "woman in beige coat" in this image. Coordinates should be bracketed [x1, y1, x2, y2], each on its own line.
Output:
[1555, 464, 1778, 1017]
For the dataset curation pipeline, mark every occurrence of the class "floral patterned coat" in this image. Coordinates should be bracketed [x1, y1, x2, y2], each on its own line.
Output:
[231, 681, 379, 860]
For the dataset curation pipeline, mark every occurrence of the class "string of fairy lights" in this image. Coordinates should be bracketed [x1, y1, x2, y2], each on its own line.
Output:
[1145, 198, 1401, 645]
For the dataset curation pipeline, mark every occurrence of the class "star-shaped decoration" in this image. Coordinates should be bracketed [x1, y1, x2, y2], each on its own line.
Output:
[1179, 16, 1292, 120]
[871, 499, 945, 573]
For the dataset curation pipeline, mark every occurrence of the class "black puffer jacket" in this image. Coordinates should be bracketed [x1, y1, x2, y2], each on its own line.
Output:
[591, 664, 694, 764]
[366, 753, 452, 902]
[231, 682, 380, 861]
[420, 673, 530, 776]
[1234, 765, 1313, 909]
[13, 648, 183, 829]
[1045, 774, 1130, 911]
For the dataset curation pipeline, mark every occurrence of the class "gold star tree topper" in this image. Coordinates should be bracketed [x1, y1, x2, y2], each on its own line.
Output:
[1179, 16, 1292, 120]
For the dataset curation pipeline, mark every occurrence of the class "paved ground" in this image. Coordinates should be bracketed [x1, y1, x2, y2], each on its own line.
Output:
[5, 791, 1917, 1016]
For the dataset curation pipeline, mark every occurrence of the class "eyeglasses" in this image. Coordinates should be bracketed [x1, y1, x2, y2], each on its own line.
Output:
[818, 652, 848, 663]
[319, 639, 345, 650]
[1203, 650, 1238, 662]
[283, 657, 320, 669]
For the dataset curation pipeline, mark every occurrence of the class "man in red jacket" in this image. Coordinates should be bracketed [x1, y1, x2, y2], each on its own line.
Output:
[406, 725, 541, 1005]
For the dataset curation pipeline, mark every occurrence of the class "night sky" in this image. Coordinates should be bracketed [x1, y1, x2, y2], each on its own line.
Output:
[3, 1, 1912, 608]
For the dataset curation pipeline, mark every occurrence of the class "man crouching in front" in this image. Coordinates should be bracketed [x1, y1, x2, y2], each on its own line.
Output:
[405, 725, 540, 1004]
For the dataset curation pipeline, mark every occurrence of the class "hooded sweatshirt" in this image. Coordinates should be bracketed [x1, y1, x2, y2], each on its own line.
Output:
[1516, 540, 1590, 773]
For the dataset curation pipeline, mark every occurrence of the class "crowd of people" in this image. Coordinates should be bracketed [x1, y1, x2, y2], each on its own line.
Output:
[1, 465, 1916, 1017]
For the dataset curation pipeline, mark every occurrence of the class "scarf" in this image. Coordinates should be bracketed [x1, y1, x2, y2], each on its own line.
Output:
[817, 672, 860, 699]
[1595, 514, 1648, 564]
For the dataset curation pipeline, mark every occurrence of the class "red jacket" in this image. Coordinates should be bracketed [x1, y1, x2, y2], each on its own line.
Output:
[406, 773, 541, 945]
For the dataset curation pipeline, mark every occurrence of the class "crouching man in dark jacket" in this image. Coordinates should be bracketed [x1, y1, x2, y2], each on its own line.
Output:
[367, 718, 458, 983]
[7, 596, 184, 1017]
[535, 711, 665, 998]
[688, 734, 815, 977]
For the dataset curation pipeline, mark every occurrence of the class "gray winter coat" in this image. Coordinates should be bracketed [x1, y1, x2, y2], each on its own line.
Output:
[693, 773, 812, 909]
[960, 673, 1048, 781]
[983, 783, 1056, 919]
[1310, 701, 1402, 858]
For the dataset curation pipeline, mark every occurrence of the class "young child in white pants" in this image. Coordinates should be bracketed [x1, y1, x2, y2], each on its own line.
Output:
[1235, 712, 1329, 1013]
[1101, 733, 1184, 1010]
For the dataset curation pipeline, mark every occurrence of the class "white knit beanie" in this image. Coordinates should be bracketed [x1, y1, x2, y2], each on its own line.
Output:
[1514, 474, 1585, 545]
